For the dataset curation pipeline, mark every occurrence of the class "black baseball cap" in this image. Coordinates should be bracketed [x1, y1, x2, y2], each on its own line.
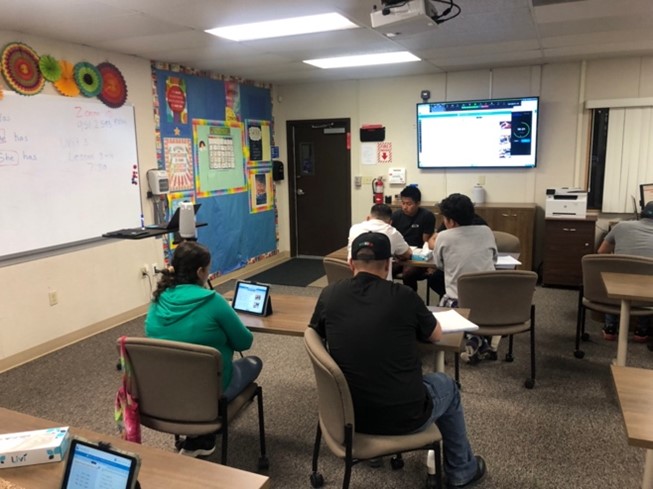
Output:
[351, 232, 392, 261]
[642, 201, 653, 219]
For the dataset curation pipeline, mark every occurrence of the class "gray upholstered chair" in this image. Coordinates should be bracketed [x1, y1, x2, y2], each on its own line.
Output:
[574, 254, 653, 359]
[304, 328, 443, 489]
[118, 337, 268, 469]
[457, 270, 538, 389]
[323, 257, 353, 284]
[493, 231, 521, 256]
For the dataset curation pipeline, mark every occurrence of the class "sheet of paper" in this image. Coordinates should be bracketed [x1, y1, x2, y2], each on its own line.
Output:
[433, 309, 479, 333]
[360, 142, 376, 165]
[495, 254, 522, 269]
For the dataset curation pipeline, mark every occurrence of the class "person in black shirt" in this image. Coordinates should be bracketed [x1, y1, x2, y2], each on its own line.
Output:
[391, 186, 436, 291]
[310, 232, 486, 488]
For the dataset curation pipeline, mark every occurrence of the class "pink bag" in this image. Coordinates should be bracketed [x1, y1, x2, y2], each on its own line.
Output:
[114, 336, 142, 443]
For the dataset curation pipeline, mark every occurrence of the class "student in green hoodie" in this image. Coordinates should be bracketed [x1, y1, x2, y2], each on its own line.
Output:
[145, 241, 262, 457]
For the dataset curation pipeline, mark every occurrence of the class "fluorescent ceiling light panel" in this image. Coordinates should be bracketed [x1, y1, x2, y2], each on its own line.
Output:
[205, 13, 358, 41]
[304, 51, 420, 69]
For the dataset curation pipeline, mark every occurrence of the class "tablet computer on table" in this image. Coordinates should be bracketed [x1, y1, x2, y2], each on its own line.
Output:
[59, 438, 141, 489]
[232, 280, 273, 317]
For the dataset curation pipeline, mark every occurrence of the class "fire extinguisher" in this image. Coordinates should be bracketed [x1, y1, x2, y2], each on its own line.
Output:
[372, 177, 384, 204]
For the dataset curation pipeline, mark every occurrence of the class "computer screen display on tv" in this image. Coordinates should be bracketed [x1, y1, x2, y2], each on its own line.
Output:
[417, 96, 539, 169]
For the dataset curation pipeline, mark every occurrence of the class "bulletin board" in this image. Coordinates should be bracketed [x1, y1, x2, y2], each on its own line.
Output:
[0, 92, 141, 259]
[153, 64, 276, 275]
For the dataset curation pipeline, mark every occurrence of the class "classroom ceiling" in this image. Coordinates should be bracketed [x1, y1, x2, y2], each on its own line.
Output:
[2, 0, 653, 85]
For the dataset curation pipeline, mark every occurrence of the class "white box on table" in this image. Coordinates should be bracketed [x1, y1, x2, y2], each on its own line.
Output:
[0, 427, 70, 468]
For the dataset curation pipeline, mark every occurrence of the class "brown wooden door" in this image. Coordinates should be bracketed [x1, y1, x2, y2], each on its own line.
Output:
[287, 119, 351, 256]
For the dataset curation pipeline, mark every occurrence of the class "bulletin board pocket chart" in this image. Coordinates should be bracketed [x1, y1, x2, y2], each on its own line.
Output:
[0, 93, 141, 259]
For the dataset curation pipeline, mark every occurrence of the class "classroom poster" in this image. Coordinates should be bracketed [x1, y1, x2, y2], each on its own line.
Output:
[225, 81, 240, 122]
[246, 119, 271, 162]
[165, 76, 188, 124]
[163, 138, 194, 191]
[248, 167, 273, 213]
[193, 119, 246, 194]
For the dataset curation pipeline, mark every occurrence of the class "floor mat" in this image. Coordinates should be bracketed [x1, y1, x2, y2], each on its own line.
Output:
[246, 258, 326, 287]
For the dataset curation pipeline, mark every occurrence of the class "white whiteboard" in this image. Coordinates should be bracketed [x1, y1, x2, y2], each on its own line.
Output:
[0, 93, 142, 258]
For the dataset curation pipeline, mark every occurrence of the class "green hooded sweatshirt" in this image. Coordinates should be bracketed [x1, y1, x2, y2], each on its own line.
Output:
[145, 284, 253, 390]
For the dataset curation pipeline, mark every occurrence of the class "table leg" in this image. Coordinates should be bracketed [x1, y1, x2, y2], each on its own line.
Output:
[643, 449, 653, 489]
[435, 351, 445, 373]
[616, 299, 631, 367]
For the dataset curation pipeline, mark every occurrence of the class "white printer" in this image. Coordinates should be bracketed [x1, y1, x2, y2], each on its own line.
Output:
[545, 188, 587, 219]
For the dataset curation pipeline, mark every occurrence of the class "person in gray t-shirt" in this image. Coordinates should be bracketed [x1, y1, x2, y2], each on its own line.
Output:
[432, 193, 497, 362]
[597, 201, 653, 342]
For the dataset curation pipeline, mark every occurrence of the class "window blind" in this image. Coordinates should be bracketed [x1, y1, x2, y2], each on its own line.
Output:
[602, 107, 653, 212]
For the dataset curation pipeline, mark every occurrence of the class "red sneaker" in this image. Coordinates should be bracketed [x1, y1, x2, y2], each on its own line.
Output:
[634, 327, 650, 343]
[602, 327, 618, 341]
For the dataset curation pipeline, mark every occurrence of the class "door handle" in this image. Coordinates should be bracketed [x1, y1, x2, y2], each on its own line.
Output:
[297, 189, 305, 196]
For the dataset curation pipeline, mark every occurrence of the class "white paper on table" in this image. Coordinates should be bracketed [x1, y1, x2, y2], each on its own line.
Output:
[432, 309, 479, 333]
[495, 254, 522, 269]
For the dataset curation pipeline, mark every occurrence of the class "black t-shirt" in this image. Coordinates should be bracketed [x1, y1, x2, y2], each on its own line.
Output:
[310, 272, 436, 435]
[391, 207, 436, 247]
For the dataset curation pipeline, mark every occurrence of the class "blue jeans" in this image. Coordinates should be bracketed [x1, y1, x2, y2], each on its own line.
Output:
[605, 314, 651, 334]
[223, 356, 263, 401]
[414, 372, 478, 486]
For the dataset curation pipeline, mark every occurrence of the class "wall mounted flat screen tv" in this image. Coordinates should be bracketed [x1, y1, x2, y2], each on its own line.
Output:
[417, 96, 539, 169]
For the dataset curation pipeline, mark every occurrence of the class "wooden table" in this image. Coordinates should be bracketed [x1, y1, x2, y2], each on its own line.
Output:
[601, 272, 653, 366]
[326, 246, 435, 269]
[225, 292, 317, 337]
[226, 291, 463, 376]
[611, 366, 653, 488]
[0, 407, 269, 489]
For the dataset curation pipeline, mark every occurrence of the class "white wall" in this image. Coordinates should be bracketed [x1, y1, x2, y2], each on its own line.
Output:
[0, 31, 163, 369]
[273, 56, 653, 262]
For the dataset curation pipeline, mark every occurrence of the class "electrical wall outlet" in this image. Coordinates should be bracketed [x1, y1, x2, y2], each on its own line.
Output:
[48, 290, 58, 306]
[140, 264, 149, 277]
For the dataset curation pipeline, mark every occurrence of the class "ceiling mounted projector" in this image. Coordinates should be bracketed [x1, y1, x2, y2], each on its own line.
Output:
[371, 0, 437, 37]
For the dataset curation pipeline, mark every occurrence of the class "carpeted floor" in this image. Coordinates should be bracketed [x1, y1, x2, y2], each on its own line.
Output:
[245, 258, 326, 287]
[0, 281, 652, 488]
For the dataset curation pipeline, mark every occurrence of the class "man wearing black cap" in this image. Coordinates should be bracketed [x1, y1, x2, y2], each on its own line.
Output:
[597, 201, 653, 342]
[309, 232, 486, 488]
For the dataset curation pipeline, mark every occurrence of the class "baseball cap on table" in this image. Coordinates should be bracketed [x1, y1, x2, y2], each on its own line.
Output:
[351, 232, 392, 260]
[642, 201, 653, 219]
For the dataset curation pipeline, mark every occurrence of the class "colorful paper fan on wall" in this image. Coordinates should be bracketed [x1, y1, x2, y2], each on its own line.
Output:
[97, 62, 127, 108]
[74, 61, 102, 97]
[1, 42, 45, 95]
[38, 54, 62, 82]
[54, 60, 80, 97]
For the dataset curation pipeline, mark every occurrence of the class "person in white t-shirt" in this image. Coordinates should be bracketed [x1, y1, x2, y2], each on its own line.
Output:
[347, 204, 412, 280]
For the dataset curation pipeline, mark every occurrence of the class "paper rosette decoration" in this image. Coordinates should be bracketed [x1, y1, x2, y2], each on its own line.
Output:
[97, 62, 127, 108]
[54, 60, 80, 97]
[38, 54, 62, 82]
[1, 42, 45, 95]
[74, 61, 102, 97]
